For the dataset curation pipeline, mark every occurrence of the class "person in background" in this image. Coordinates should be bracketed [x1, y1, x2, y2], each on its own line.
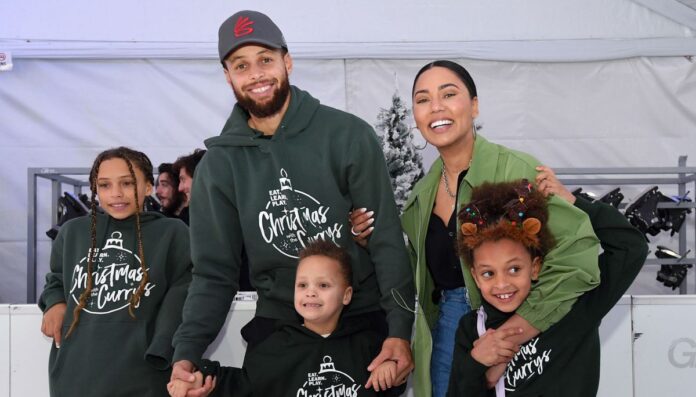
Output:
[156, 163, 186, 218]
[172, 149, 206, 226]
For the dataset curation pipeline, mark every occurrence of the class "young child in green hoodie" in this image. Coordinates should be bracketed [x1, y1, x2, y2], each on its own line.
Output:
[39, 147, 192, 397]
[447, 175, 648, 397]
[168, 239, 405, 397]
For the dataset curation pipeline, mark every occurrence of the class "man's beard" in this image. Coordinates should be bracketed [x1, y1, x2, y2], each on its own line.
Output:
[233, 73, 291, 118]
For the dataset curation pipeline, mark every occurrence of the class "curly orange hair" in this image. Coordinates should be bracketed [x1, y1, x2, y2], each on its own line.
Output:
[457, 179, 555, 268]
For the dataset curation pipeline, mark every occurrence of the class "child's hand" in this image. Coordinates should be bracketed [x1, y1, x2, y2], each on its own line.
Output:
[485, 363, 507, 389]
[41, 302, 67, 348]
[471, 327, 522, 367]
[184, 375, 216, 397]
[535, 166, 576, 204]
[365, 360, 397, 391]
[167, 371, 203, 397]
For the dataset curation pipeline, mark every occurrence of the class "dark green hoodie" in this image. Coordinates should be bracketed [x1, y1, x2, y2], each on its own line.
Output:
[173, 86, 415, 365]
[39, 212, 191, 397]
[447, 199, 648, 397]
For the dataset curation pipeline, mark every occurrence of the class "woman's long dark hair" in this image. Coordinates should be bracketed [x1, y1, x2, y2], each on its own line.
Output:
[412, 60, 478, 99]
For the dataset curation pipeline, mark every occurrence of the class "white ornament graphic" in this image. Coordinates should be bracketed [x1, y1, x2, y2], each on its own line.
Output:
[70, 231, 155, 315]
[258, 169, 344, 258]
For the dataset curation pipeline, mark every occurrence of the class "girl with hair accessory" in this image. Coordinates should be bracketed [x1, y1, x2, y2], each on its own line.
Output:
[447, 177, 647, 396]
[351, 60, 602, 397]
[39, 147, 192, 397]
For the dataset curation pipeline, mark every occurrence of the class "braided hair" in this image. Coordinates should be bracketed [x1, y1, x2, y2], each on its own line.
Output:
[65, 147, 154, 338]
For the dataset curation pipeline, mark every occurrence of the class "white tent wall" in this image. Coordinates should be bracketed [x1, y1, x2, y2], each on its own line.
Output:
[2, 0, 696, 303]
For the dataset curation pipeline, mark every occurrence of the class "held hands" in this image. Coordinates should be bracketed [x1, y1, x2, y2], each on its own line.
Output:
[365, 360, 397, 392]
[168, 361, 216, 397]
[168, 371, 203, 397]
[470, 327, 523, 367]
[365, 337, 413, 389]
[41, 302, 67, 348]
[349, 208, 374, 248]
[535, 166, 576, 204]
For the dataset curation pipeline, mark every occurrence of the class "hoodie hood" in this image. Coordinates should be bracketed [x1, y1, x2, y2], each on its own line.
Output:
[278, 315, 373, 340]
[205, 85, 320, 148]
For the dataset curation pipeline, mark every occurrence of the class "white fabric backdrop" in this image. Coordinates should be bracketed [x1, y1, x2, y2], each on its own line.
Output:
[2, 0, 695, 60]
[2, 56, 696, 302]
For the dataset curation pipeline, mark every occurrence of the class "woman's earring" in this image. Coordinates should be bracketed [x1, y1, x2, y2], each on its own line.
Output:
[411, 126, 428, 150]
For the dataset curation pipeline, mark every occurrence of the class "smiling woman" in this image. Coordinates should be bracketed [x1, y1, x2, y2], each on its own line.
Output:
[397, 60, 601, 397]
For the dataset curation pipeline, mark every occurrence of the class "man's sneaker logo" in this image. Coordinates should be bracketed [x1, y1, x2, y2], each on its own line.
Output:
[234, 16, 254, 37]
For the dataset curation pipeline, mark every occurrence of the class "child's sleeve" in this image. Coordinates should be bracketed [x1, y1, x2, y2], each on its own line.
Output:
[199, 360, 252, 397]
[38, 229, 67, 312]
[574, 198, 648, 320]
[446, 314, 490, 397]
[145, 223, 193, 370]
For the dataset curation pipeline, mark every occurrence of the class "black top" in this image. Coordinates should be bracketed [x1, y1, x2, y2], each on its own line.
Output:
[206, 316, 405, 397]
[425, 171, 467, 291]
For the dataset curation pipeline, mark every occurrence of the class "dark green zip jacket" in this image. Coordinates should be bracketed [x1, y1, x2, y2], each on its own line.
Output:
[448, 199, 648, 396]
[173, 86, 415, 366]
[39, 212, 192, 397]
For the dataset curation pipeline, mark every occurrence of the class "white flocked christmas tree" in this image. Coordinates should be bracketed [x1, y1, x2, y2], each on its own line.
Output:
[375, 92, 425, 213]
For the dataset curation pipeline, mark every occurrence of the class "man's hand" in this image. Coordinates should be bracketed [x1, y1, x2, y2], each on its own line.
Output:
[171, 360, 196, 384]
[41, 302, 67, 348]
[367, 337, 413, 386]
[470, 327, 522, 367]
[168, 371, 203, 397]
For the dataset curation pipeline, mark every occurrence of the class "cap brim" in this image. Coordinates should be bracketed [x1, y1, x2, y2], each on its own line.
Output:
[221, 39, 284, 62]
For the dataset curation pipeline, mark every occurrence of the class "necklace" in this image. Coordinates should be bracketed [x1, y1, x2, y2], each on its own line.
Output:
[442, 159, 473, 206]
[442, 166, 457, 200]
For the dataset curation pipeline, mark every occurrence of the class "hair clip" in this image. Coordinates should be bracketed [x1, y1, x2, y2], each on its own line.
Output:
[462, 202, 486, 226]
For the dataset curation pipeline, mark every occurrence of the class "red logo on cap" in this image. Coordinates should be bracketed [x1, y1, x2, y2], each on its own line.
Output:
[234, 16, 254, 37]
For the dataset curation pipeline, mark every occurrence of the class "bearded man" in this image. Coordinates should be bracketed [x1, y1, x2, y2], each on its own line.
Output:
[171, 10, 415, 395]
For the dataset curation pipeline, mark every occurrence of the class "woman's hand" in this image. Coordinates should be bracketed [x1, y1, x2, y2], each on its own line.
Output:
[470, 327, 522, 367]
[535, 166, 575, 204]
[349, 208, 374, 248]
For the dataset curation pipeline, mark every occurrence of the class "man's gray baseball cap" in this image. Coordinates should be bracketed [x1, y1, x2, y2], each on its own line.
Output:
[218, 10, 288, 62]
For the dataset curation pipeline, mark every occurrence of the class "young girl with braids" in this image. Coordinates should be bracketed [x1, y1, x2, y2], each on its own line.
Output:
[447, 175, 648, 397]
[39, 147, 192, 397]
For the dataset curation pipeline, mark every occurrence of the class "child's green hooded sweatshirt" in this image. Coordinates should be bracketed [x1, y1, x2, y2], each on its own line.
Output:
[39, 212, 192, 397]
[173, 86, 415, 365]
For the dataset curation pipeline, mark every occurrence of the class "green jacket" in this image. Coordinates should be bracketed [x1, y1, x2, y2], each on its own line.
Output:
[173, 86, 415, 366]
[400, 134, 600, 397]
[39, 212, 192, 397]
